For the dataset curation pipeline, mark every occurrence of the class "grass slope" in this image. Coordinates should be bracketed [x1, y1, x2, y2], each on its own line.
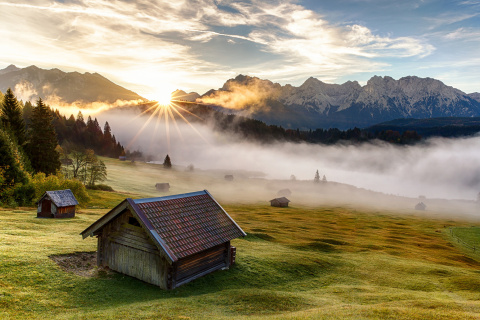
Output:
[1, 159, 480, 319]
[1, 201, 480, 319]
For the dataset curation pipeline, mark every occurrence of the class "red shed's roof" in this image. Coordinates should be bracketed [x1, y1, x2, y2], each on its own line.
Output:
[81, 190, 246, 263]
[37, 189, 79, 207]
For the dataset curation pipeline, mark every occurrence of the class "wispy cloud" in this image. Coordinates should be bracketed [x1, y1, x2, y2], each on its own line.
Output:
[444, 27, 480, 41]
[425, 12, 479, 30]
[0, 0, 470, 96]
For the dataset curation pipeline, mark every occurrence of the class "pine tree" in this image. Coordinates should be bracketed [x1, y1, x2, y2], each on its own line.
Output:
[1, 88, 26, 145]
[0, 128, 29, 186]
[103, 121, 113, 156]
[163, 154, 172, 169]
[314, 170, 320, 183]
[22, 100, 33, 128]
[26, 98, 61, 175]
[0, 127, 35, 206]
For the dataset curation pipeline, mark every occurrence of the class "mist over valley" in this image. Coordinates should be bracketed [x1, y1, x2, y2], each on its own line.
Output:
[97, 108, 480, 209]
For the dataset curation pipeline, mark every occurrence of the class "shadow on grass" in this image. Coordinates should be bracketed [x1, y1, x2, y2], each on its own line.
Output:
[55, 245, 338, 315]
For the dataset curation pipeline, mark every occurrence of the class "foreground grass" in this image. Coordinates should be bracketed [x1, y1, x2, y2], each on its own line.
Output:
[1, 197, 480, 319]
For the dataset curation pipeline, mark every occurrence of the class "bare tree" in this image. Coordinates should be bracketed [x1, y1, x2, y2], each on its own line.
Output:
[70, 149, 88, 179]
[87, 158, 107, 186]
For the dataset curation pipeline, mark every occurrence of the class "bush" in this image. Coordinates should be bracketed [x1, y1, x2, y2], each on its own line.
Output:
[86, 184, 114, 191]
[13, 183, 35, 206]
[32, 173, 90, 205]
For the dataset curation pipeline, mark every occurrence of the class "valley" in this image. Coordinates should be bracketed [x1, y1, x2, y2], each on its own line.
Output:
[1, 158, 480, 319]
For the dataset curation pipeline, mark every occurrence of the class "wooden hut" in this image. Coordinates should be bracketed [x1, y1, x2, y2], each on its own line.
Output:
[81, 190, 246, 290]
[224, 175, 234, 181]
[36, 189, 78, 218]
[155, 183, 170, 192]
[415, 202, 426, 211]
[270, 197, 290, 207]
[277, 188, 292, 197]
[119, 156, 126, 161]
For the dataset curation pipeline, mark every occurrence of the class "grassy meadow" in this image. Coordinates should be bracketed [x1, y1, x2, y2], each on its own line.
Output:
[1, 158, 480, 319]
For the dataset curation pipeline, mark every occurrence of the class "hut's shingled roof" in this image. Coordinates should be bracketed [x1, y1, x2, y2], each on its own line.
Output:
[270, 197, 290, 204]
[39, 189, 79, 207]
[81, 190, 246, 263]
[133, 191, 245, 260]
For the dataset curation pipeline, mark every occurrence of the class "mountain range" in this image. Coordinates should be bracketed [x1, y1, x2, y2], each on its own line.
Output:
[200, 75, 480, 129]
[1, 64, 479, 129]
[0, 64, 144, 104]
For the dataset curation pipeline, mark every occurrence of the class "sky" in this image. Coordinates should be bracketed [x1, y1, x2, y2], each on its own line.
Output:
[0, 0, 479, 101]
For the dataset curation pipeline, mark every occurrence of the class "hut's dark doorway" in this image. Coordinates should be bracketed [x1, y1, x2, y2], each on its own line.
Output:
[42, 200, 53, 217]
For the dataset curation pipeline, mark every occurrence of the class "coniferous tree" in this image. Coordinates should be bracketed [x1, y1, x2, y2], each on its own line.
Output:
[1, 88, 26, 145]
[0, 128, 29, 186]
[163, 154, 172, 169]
[0, 127, 35, 206]
[314, 170, 320, 183]
[26, 98, 61, 175]
[103, 121, 114, 156]
[22, 101, 33, 128]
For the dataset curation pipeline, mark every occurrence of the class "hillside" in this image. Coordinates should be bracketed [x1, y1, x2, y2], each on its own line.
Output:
[0, 65, 146, 104]
[1, 158, 480, 319]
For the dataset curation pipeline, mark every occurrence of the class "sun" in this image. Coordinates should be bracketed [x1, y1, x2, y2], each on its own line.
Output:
[143, 87, 174, 106]
[154, 92, 173, 106]
[126, 89, 208, 154]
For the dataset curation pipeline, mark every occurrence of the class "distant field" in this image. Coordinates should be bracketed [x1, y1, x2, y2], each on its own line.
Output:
[1, 158, 480, 319]
[1, 194, 480, 319]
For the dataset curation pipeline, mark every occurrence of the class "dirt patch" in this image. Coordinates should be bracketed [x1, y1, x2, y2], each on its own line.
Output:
[49, 252, 112, 277]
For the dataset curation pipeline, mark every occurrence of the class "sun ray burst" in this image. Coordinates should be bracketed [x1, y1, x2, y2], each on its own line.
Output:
[125, 96, 211, 158]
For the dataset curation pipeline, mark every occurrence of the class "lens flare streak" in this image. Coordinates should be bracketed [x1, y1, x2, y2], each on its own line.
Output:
[126, 93, 213, 156]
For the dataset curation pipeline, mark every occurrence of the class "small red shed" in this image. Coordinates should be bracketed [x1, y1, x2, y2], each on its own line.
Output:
[36, 189, 78, 218]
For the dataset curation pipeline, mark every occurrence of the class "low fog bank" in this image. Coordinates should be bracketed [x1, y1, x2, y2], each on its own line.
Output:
[97, 110, 480, 208]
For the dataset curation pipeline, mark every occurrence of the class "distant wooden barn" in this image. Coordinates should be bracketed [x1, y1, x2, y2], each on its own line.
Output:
[81, 190, 246, 290]
[36, 189, 78, 218]
[119, 156, 126, 161]
[415, 202, 426, 211]
[277, 188, 292, 197]
[270, 197, 290, 207]
[155, 183, 170, 192]
[224, 175, 234, 181]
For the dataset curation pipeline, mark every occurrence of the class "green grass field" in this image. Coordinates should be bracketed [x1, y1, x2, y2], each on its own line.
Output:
[1, 159, 480, 319]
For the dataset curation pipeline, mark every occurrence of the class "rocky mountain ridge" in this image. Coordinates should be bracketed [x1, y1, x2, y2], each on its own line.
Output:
[200, 74, 480, 129]
[0, 64, 145, 104]
[2, 64, 479, 129]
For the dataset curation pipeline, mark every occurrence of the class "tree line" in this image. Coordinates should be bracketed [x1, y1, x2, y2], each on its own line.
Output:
[0, 88, 124, 207]
[175, 102, 423, 145]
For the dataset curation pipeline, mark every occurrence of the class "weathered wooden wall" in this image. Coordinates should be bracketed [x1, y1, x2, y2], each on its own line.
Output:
[37, 199, 75, 218]
[174, 242, 230, 288]
[54, 205, 75, 218]
[98, 209, 169, 289]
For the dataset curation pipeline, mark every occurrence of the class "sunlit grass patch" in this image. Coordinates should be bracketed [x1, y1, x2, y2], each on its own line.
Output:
[1, 199, 480, 319]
